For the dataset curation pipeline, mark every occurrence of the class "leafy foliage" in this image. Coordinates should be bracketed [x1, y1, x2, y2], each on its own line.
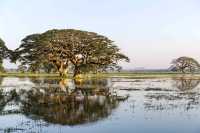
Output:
[13, 34, 54, 72]
[14, 29, 130, 77]
[0, 38, 11, 72]
[171, 56, 200, 73]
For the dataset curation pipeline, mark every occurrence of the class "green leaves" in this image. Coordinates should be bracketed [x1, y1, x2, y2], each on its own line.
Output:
[14, 29, 130, 76]
[171, 56, 200, 73]
[0, 38, 12, 72]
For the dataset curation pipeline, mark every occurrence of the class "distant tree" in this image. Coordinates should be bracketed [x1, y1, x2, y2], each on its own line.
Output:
[0, 38, 11, 72]
[14, 29, 129, 77]
[171, 57, 200, 73]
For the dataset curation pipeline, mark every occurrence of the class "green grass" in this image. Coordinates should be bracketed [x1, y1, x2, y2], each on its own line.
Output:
[0, 72, 200, 79]
[98, 72, 200, 79]
[0, 72, 59, 77]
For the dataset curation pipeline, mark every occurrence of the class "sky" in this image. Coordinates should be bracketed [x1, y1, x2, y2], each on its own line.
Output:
[1, 0, 200, 69]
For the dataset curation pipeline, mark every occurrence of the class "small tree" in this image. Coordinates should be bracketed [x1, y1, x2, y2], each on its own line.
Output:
[171, 57, 200, 73]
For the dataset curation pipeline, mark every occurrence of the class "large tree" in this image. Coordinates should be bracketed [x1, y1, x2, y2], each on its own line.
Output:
[13, 29, 129, 77]
[0, 38, 11, 72]
[170, 56, 200, 73]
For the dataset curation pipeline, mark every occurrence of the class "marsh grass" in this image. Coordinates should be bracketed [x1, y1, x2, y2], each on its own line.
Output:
[1, 72, 200, 79]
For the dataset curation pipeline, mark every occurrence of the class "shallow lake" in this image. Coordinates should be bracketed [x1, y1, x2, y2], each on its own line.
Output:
[0, 77, 200, 133]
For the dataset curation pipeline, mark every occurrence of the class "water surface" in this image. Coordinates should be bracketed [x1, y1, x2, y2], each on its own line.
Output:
[0, 77, 200, 133]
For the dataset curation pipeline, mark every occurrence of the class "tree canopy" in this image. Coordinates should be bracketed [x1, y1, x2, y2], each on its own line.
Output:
[12, 34, 54, 72]
[0, 38, 11, 72]
[13, 29, 130, 77]
[171, 56, 200, 73]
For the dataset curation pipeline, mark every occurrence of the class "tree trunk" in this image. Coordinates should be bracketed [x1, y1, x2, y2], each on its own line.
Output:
[73, 66, 80, 78]
[58, 62, 68, 77]
[59, 68, 67, 77]
[181, 69, 185, 74]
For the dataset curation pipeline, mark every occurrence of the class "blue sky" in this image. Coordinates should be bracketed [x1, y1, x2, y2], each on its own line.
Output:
[1, 0, 200, 69]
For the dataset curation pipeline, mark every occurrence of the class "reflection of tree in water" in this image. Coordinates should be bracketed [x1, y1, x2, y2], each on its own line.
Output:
[30, 77, 60, 85]
[0, 90, 6, 112]
[0, 78, 126, 132]
[19, 78, 123, 126]
[0, 77, 20, 113]
[172, 77, 200, 91]
[144, 78, 200, 112]
[0, 77, 3, 86]
[0, 77, 4, 107]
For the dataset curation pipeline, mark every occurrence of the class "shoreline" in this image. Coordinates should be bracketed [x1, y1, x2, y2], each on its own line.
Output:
[0, 72, 200, 79]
